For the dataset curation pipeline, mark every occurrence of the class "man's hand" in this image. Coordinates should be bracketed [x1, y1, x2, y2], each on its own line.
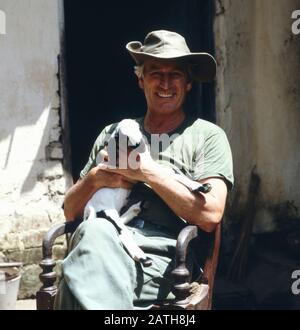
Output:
[98, 148, 160, 183]
[86, 166, 135, 190]
[97, 149, 227, 232]
[63, 154, 137, 221]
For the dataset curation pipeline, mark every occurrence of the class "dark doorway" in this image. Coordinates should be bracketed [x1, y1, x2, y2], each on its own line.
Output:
[64, 0, 215, 180]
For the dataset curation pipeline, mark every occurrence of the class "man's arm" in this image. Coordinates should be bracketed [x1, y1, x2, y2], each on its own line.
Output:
[63, 167, 134, 221]
[98, 151, 228, 233]
[145, 168, 227, 233]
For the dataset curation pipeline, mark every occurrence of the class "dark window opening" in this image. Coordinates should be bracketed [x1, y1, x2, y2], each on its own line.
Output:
[63, 0, 215, 180]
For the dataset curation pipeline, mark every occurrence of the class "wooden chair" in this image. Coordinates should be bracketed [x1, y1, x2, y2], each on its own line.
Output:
[36, 219, 221, 310]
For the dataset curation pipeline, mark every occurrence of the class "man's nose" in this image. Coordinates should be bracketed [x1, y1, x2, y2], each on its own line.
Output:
[159, 74, 171, 89]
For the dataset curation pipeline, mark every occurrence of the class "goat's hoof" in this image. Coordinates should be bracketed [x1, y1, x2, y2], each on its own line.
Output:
[141, 257, 152, 267]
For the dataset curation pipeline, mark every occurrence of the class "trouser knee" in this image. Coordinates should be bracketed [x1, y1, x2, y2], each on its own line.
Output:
[70, 218, 119, 249]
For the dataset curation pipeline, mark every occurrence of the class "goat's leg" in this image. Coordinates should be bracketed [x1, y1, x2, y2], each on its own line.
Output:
[119, 202, 142, 224]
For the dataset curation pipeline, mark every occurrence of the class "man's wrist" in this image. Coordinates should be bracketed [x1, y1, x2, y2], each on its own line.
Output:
[85, 168, 104, 191]
[143, 163, 167, 186]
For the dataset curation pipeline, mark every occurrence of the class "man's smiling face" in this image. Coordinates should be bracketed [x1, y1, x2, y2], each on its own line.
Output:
[138, 58, 192, 116]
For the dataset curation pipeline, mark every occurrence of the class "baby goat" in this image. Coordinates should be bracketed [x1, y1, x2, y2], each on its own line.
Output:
[83, 119, 150, 265]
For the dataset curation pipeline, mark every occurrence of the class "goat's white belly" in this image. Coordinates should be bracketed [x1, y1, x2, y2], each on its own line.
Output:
[84, 187, 130, 219]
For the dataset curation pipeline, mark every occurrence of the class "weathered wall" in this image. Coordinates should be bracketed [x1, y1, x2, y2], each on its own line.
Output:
[214, 0, 300, 232]
[0, 0, 67, 298]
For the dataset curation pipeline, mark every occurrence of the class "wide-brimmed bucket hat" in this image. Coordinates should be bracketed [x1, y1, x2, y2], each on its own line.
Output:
[126, 30, 217, 82]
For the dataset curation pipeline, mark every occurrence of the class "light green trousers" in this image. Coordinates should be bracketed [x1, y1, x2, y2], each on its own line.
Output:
[54, 218, 178, 310]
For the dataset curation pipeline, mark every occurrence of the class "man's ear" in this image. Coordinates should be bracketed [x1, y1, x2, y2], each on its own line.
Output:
[138, 77, 144, 90]
[186, 82, 192, 92]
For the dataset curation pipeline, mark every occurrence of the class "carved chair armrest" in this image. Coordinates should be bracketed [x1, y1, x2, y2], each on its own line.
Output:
[36, 219, 82, 310]
[170, 223, 221, 310]
[42, 220, 81, 259]
[171, 225, 199, 305]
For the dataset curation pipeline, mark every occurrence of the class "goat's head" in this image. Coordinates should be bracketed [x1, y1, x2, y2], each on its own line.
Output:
[98, 119, 147, 167]
[113, 119, 146, 152]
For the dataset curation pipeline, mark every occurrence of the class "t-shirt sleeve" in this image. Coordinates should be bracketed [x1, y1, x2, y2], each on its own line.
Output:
[193, 128, 234, 189]
[79, 125, 114, 179]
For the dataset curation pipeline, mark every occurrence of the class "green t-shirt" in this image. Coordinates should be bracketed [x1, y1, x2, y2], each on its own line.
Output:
[80, 115, 234, 189]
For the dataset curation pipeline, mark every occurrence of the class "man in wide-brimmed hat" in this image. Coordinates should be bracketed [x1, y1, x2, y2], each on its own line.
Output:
[55, 30, 234, 309]
[126, 30, 216, 82]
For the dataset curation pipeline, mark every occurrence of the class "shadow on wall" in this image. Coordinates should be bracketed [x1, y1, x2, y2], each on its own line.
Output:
[0, 99, 64, 195]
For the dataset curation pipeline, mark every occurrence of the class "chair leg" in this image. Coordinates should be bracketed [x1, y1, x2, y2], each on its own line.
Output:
[36, 258, 57, 310]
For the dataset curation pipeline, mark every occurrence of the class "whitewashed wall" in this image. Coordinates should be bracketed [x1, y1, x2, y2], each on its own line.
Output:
[0, 0, 67, 298]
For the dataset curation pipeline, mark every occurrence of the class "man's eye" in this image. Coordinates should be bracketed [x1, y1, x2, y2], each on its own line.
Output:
[171, 72, 183, 78]
[150, 72, 161, 77]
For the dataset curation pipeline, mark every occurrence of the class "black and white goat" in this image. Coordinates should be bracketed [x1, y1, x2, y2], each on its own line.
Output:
[83, 119, 150, 264]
